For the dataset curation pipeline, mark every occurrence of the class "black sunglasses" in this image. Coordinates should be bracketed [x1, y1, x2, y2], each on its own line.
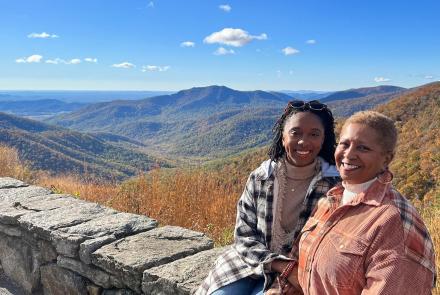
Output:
[287, 100, 328, 111]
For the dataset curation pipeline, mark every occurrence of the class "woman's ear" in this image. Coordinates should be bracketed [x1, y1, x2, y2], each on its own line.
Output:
[383, 151, 394, 168]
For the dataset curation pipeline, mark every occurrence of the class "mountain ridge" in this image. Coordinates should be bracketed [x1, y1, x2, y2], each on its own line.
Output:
[0, 112, 170, 179]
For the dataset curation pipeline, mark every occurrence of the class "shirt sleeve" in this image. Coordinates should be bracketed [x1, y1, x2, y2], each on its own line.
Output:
[361, 209, 434, 295]
[233, 174, 291, 276]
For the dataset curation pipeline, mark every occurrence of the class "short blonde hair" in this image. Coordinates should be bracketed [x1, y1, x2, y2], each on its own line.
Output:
[342, 111, 398, 154]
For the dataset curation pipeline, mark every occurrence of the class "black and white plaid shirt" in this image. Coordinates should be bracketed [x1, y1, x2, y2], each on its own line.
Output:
[196, 157, 340, 295]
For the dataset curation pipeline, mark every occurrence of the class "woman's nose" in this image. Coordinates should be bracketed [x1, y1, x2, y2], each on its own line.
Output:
[344, 145, 356, 159]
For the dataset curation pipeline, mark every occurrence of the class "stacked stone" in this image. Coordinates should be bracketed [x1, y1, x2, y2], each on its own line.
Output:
[0, 177, 225, 295]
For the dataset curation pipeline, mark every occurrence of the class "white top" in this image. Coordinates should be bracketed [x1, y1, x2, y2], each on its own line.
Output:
[341, 178, 376, 205]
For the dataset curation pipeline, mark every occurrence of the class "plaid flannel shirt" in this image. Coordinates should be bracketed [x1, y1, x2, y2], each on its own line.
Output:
[297, 180, 436, 295]
[196, 158, 339, 295]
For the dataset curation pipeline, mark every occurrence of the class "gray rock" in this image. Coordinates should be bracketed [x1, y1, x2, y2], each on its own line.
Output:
[37, 240, 58, 263]
[80, 235, 118, 265]
[0, 270, 27, 295]
[18, 202, 110, 240]
[0, 186, 51, 203]
[0, 186, 51, 225]
[86, 284, 102, 295]
[0, 234, 42, 294]
[0, 178, 28, 189]
[18, 202, 112, 257]
[0, 224, 22, 237]
[142, 247, 229, 295]
[102, 289, 136, 295]
[57, 256, 124, 289]
[72, 212, 157, 264]
[92, 226, 214, 293]
[14, 194, 81, 212]
[61, 212, 157, 239]
[40, 264, 88, 295]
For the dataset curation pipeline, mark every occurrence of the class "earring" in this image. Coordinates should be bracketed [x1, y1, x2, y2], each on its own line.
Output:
[377, 167, 393, 184]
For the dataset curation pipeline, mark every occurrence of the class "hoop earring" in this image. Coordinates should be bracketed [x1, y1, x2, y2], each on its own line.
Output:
[377, 167, 393, 184]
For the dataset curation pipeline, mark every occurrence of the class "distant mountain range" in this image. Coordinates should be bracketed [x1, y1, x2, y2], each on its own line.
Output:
[46, 84, 410, 159]
[0, 99, 86, 117]
[0, 112, 170, 179]
[278, 90, 334, 100]
[320, 85, 405, 103]
[0, 90, 174, 103]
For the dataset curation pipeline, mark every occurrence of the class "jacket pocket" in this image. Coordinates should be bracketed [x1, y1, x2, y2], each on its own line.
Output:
[316, 231, 368, 288]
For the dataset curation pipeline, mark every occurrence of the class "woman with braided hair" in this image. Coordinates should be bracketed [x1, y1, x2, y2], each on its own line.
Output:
[196, 100, 340, 295]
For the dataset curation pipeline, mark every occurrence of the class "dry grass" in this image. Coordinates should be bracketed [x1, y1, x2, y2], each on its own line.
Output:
[0, 145, 438, 292]
[416, 199, 440, 295]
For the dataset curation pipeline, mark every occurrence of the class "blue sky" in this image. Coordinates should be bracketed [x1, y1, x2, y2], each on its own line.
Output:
[1, 0, 439, 91]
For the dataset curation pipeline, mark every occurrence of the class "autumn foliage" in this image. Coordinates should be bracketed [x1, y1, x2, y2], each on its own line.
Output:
[0, 83, 439, 292]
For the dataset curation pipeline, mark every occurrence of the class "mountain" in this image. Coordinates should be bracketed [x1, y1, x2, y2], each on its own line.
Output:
[320, 85, 406, 103]
[375, 82, 440, 200]
[47, 86, 293, 159]
[0, 112, 170, 180]
[46, 84, 430, 161]
[278, 90, 334, 100]
[0, 90, 175, 103]
[0, 99, 86, 117]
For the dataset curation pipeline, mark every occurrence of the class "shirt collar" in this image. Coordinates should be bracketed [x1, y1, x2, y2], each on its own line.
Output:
[327, 179, 391, 207]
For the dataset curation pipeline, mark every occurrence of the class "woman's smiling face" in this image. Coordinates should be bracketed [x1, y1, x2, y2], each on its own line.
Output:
[282, 111, 325, 167]
[335, 123, 393, 184]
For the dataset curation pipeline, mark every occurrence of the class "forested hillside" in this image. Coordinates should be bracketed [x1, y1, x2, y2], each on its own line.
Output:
[46, 85, 408, 160]
[376, 82, 440, 201]
[0, 112, 170, 180]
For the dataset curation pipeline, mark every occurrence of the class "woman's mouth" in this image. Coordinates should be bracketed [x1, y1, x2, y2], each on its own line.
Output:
[295, 150, 311, 158]
[341, 162, 360, 171]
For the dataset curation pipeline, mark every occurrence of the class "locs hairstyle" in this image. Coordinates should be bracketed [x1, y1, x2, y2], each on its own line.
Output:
[268, 101, 337, 165]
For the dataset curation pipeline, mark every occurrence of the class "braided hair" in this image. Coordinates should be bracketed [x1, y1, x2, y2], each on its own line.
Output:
[268, 101, 336, 165]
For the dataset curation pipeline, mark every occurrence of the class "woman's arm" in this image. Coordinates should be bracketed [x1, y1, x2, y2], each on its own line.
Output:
[362, 208, 434, 294]
[233, 174, 291, 273]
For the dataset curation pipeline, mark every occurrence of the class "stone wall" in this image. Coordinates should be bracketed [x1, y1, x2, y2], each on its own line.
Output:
[0, 177, 226, 295]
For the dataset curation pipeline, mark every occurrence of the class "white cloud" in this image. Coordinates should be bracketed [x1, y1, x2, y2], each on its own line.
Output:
[142, 65, 170, 72]
[45, 58, 83, 65]
[67, 59, 81, 64]
[214, 47, 235, 55]
[425, 75, 434, 79]
[180, 41, 195, 47]
[204, 28, 267, 47]
[112, 62, 135, 69]
[306, 39, 316, 44]
[28, 32, 59, 39]
[282, 47, 300, 55]
[15, 54, 43, 63]
[84, 58, 98, 63]
[147, 1, 154, 8]
[219, 4, 231, 12]
[45, 58, 64, 64]
[374, 77, 391, 82]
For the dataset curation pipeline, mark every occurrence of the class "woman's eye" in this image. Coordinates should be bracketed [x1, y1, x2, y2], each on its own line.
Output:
[289, 130, 299, 136]
[358, 145, 370, 151]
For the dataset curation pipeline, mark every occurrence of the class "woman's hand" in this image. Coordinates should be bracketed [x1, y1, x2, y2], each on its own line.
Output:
[270, 260, 301, 287]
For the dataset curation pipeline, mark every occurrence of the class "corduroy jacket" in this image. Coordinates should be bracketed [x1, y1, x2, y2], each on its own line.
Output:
[298, 180, 436, 295]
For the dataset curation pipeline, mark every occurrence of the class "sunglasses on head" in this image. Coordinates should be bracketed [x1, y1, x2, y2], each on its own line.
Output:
[287, 100, 328, 111]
